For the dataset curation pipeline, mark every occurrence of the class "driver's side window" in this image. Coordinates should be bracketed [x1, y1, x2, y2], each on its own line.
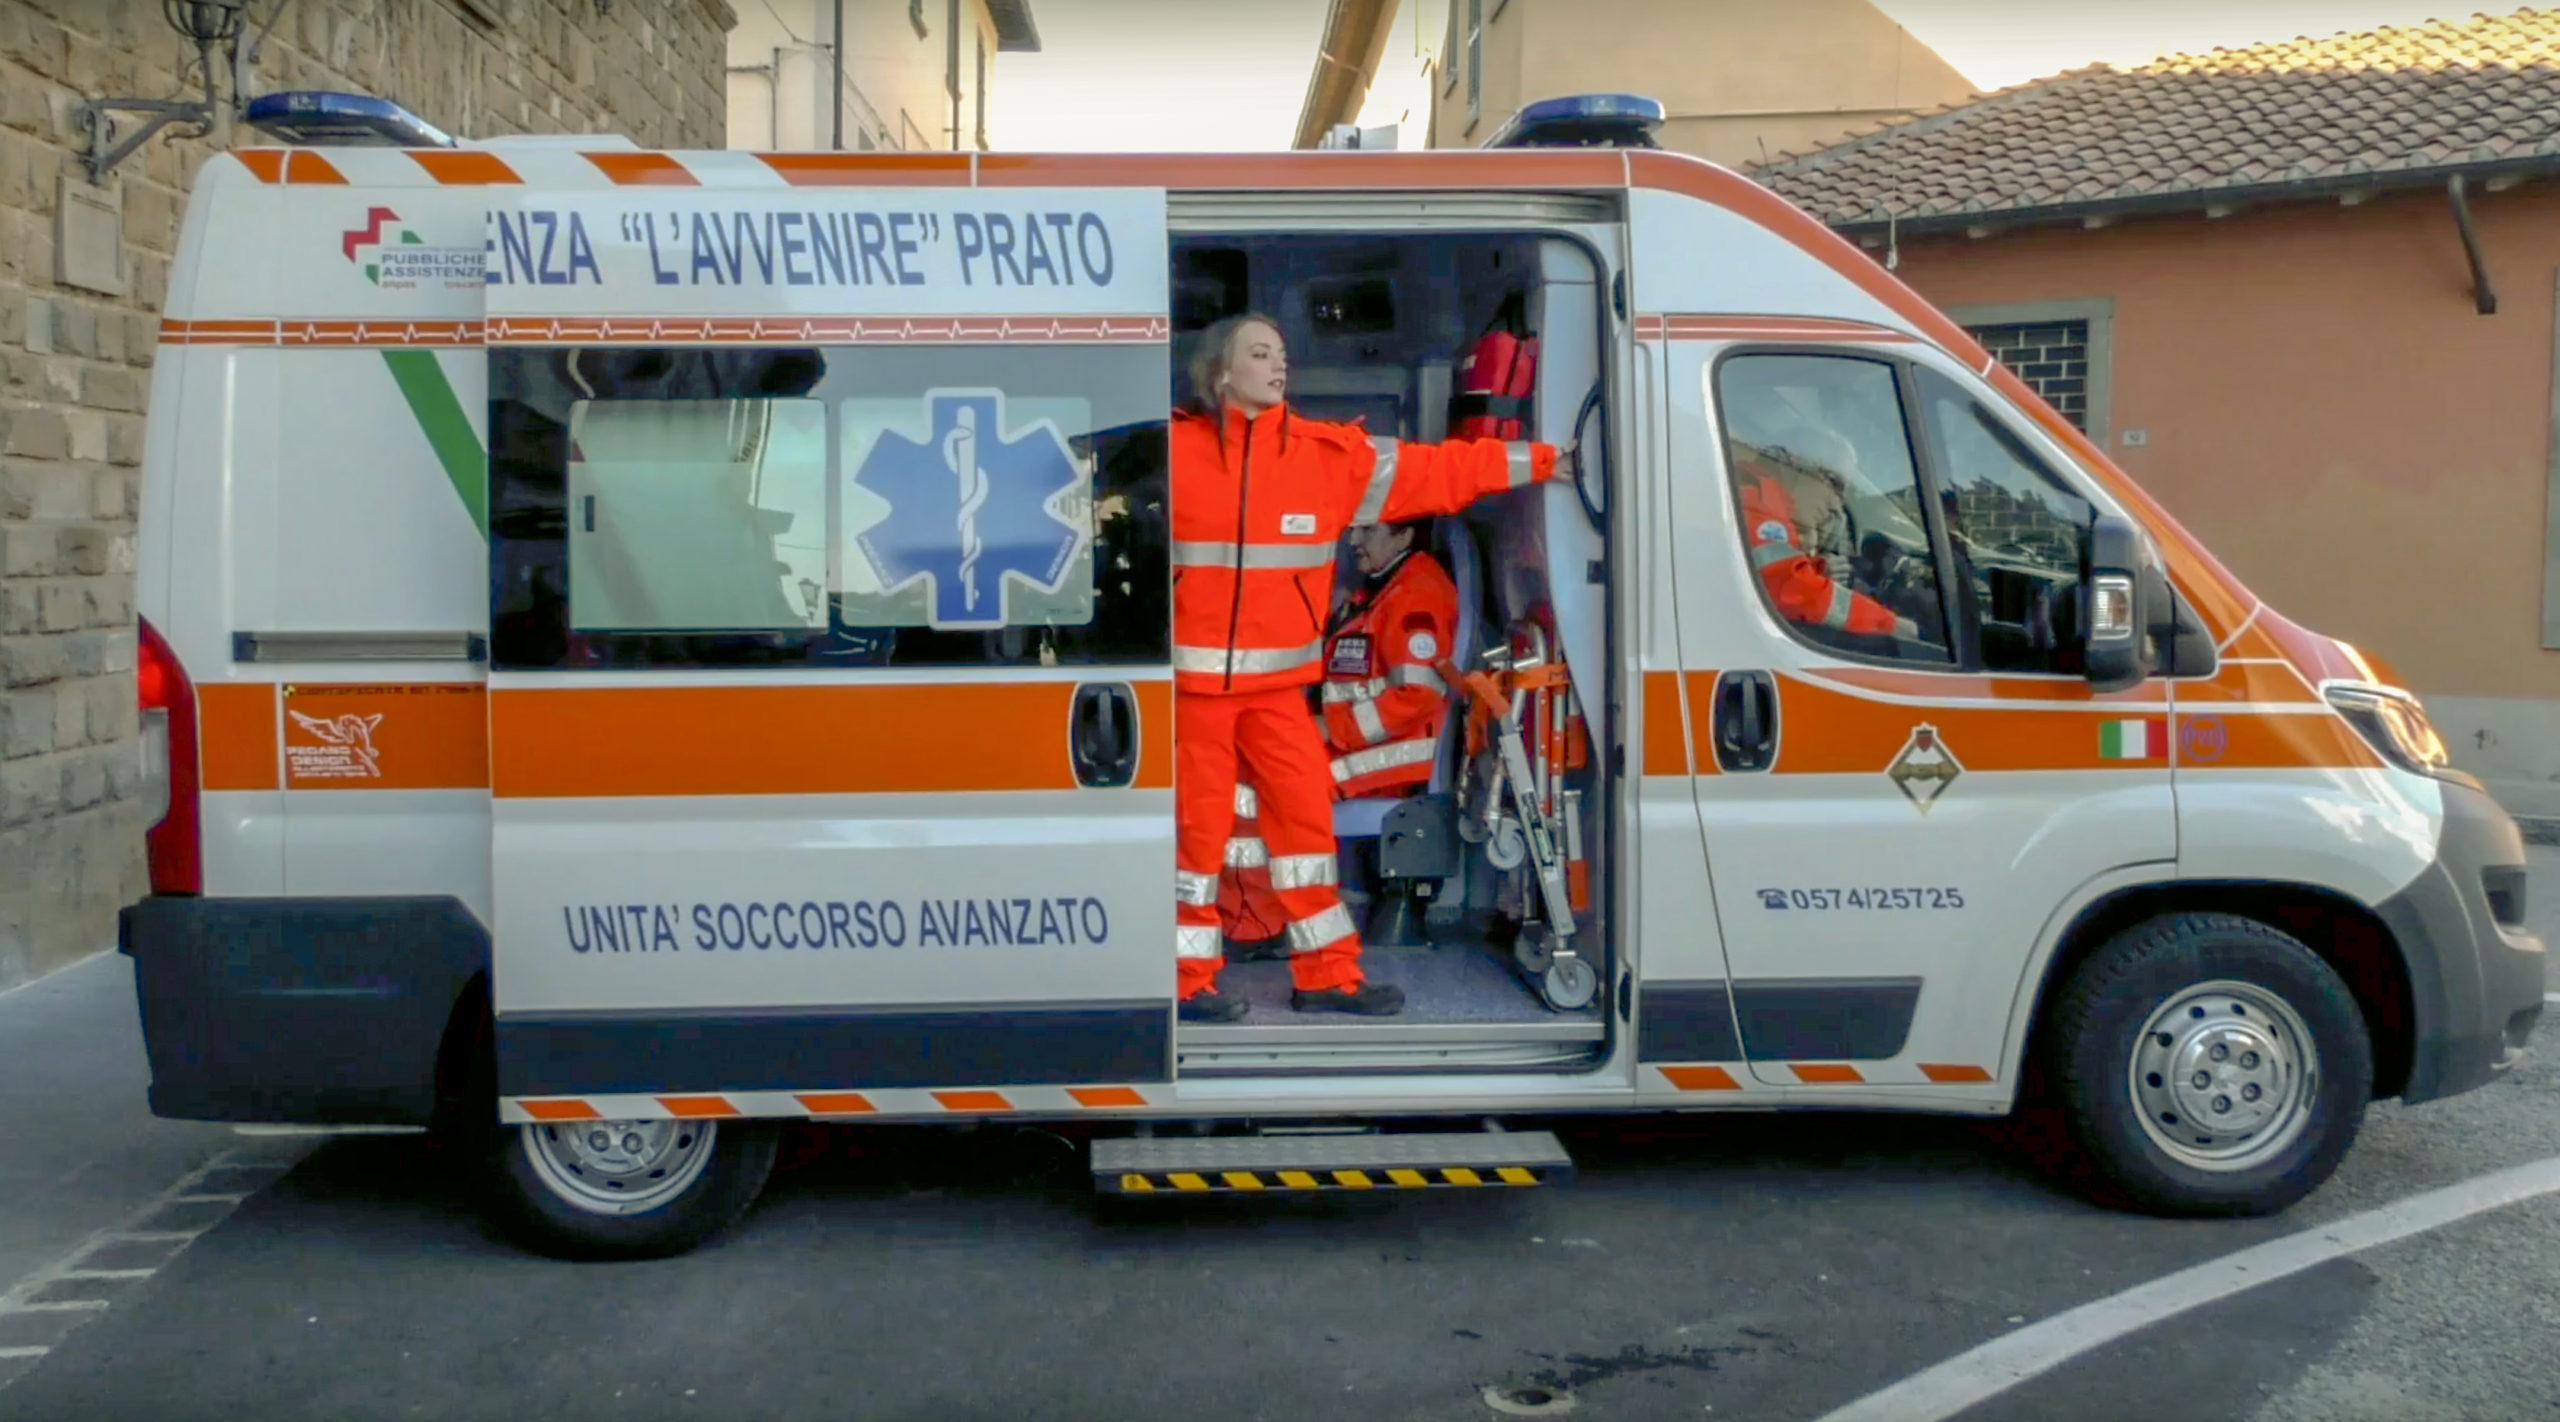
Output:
[1914, 368, 2096, 677]
[1713, 352, 1954, 666]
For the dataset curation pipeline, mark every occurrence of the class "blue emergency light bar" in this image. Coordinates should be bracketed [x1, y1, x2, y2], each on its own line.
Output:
[242, 91, 455, 148]
[1481, 93, 1665, 151]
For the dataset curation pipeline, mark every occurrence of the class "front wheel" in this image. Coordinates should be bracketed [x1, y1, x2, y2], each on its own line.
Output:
[485, 1115, 780, 1260]
[2041, 912, 2372, 1217]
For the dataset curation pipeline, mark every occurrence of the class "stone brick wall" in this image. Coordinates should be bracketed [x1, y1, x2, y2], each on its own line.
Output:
[0, 0, 735, 991]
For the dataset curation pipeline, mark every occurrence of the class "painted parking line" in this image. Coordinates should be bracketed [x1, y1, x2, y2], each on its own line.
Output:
[0, 1149, 299, 1392]
[1815, 1153, 2560, 1422]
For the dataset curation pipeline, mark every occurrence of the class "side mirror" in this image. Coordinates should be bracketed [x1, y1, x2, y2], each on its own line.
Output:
[2083, 513, 2157, 693]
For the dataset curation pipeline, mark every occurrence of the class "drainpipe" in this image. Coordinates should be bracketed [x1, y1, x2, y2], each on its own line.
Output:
[2448, 173, 2498, 315]
[727, 61, 776, 149]
[831, 0, 845, 150]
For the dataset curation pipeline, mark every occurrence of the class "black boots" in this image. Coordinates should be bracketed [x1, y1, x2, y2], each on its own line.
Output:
[1290, 981, 1406, 1016]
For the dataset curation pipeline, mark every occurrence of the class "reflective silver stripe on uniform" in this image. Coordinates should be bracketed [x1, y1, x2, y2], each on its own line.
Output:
[1386, 663, 1447, 694]
[1820, 581, 1855, 631]
[1505, 442, 1538, 488]
[1330, 736, 1439, 783]
[1321, 677, 1387, 705]
[1749, 537, 1798, 571]
[1234, 783, 1258, 817]
[1173, 640, 1324, 677]
[1171, 540, 1336, 571]
[1286, 903, 1358, 952]
[1268, 852, 1339, 890]
[1226, 836, 1269, 869]
[1351, 699, 1390, 745]
[1353, 438, 1401, 526]
[1176, 925, 1224, 960]
[1175, 870, 1219, 907]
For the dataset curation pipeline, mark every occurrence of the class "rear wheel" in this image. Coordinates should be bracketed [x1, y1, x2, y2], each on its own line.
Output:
[486, 1115, 779, 1260]
[2041, 912, 2371, 1216]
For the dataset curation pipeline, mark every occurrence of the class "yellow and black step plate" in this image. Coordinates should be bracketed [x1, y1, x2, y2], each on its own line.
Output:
[1092, 1131, 1574, 1195]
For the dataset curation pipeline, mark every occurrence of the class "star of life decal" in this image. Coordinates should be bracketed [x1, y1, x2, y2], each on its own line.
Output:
[847, 389, 1088, 630]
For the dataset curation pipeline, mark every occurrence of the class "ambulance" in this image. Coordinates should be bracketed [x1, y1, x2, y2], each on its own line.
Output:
[118, 91, 2544, 1259]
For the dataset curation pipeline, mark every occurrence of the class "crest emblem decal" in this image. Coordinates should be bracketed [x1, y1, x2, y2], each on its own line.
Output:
[1888, 722, 1962, 814]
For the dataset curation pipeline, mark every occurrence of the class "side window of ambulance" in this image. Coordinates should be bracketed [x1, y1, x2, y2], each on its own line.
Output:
[1713, 353, 1954, 665]
[565, 399, 829, 633]
[487, 345, 1170, 671]
[1914, 368, 2095, 677]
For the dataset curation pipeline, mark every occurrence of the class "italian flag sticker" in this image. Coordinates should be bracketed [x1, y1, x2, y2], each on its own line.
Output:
[2100, 717, 2169, 761]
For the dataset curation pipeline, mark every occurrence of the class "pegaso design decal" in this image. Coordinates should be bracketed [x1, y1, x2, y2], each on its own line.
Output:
[845, 390, 1092, 630]
[343, 206, 483, 290]
[287, 710, 385, 780]
[1887, 723, 1961, 814]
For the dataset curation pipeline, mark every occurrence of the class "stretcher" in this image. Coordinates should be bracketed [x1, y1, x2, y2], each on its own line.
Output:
[1439, 612, 1598, 1011]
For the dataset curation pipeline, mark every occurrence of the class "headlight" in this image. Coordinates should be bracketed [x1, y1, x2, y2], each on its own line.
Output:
[2325, 684, 2454, 777]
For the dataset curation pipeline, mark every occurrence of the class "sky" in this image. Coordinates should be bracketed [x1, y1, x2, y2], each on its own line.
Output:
[988, 0, 2483, 152]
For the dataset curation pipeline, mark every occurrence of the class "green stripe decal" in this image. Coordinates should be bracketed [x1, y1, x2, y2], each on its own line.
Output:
[380, 349, 487, 534]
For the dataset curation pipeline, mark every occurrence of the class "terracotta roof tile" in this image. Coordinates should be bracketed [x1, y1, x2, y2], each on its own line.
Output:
[1751, 7, 2560, 226]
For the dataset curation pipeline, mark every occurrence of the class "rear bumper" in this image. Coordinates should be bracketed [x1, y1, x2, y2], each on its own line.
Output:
[2378, 780, 2546, 1103]
[119, 895, 489, 1124]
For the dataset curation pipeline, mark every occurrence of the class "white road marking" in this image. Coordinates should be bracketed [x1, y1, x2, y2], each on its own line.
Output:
[2543, 992, 2558, 1005]
[0, 1147, 304, 1394]
[1814, 1153, 2560, 1422]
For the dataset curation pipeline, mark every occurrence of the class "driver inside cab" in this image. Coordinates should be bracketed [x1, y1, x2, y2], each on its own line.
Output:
[1722, 384, 1919, 643]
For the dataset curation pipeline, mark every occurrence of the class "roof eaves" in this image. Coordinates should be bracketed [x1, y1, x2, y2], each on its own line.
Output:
[1818, 152, 2560, 236]
[985, 0, 1039, 52]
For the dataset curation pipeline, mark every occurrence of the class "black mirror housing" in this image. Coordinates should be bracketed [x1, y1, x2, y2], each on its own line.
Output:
[2083, 513, 2157, 693]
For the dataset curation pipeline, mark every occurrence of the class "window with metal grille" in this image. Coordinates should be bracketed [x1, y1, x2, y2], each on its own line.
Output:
[1964, 320, 2091, 431]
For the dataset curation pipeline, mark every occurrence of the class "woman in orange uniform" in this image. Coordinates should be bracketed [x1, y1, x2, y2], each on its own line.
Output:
[1170, 313, 1566, 1021]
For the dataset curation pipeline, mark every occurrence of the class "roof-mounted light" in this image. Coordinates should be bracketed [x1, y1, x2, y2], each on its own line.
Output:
[242, 91, 455, 148]
[1481, 93, 1665, 151]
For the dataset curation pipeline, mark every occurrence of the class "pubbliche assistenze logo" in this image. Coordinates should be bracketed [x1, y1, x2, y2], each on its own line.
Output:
[342, 206, 483, 289]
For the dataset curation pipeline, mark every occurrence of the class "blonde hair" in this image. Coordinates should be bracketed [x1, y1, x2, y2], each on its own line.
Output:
[1185, 312, 1282, 413]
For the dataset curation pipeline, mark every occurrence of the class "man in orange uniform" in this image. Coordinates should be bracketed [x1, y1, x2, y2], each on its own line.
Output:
[1220, 517, 1459, 954]
[1172, 313, 1563, 1021]
[1732, 444, 1915, 640]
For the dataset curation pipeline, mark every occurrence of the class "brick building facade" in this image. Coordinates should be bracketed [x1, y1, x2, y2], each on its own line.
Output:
[0, 0, 736, 990]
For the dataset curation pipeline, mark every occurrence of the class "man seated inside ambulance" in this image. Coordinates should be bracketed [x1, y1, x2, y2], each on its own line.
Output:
[1724, 389, 1920, 642]
[1219, 515, 1458, 959]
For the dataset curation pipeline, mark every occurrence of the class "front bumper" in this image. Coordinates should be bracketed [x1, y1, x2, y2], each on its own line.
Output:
[2377, 779, 2546, 1103]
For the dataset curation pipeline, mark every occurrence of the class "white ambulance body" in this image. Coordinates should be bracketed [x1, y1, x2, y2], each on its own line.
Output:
[122, 96, 2544, 1258]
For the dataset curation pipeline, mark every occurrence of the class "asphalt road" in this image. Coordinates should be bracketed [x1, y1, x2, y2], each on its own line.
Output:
[2, 859, 2553, 1422]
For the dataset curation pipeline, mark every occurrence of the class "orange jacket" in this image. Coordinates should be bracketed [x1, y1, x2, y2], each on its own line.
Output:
[1320, 550, 1459, 797]
[1737, 470, 1900, 638]
[1170, 404, 1555, 695]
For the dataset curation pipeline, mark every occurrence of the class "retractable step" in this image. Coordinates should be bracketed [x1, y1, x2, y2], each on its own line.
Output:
[1093, 1130, 1574, 1195]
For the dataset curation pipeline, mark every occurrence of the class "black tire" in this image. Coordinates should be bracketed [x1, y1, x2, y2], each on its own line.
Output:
[483, 1116, 781, 1261]
[2039, 912, 2372, 1217]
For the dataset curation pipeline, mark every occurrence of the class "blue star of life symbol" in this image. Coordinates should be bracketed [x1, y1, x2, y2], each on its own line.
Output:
[850, 389, 1085, 629]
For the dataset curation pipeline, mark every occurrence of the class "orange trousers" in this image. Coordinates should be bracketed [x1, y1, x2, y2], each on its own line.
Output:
[1216, 785, 1293, 945]
[1176, 687, 1363, 998]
